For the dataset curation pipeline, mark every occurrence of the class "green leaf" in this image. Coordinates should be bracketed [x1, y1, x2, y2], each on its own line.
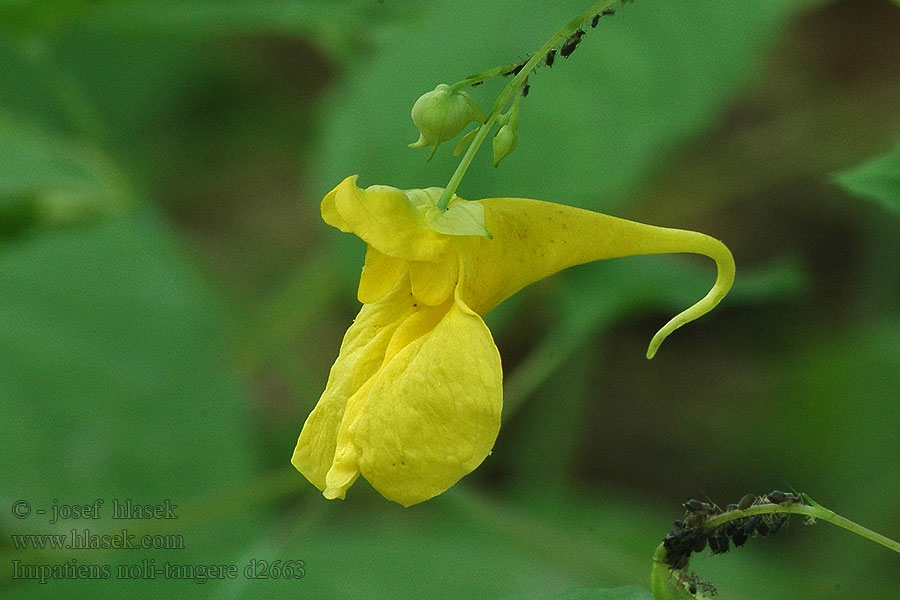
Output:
[0, 212, 251, 493]
[0, 110, 132, 232]
[0, 213, 257, 598]
[264, 483, 662, 600]
[833, 142, 900, 216]
[60, 0, 420, 64]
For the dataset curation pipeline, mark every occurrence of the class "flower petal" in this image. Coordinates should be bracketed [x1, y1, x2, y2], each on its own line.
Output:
[339, 290, 502, 506]
[358, 246, 406, 304]
[408, 257, 458, 306]
[322, 175, 449, 263]
[291, 282, 417, 491]
[322, 299, 449, 501]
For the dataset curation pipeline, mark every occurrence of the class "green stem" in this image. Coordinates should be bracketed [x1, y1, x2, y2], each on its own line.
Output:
[701, 499, 900, 555]
[452, 61, 523, 89]
[436, 0, 619, 211]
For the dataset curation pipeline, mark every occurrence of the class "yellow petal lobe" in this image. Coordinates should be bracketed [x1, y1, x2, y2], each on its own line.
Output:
[358, 246, 406, 304]
[348, 290, 502, 506]
[323, 175, 448, 263]
[408, 258, 458, 306]
[291, 283, 416, 491]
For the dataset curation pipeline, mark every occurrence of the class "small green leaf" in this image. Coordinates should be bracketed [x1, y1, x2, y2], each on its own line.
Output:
[0, 110, 132, 232]
[425, 201, 492, 238]
[834, 142, 900, 216]
[454, 126, 480, 156]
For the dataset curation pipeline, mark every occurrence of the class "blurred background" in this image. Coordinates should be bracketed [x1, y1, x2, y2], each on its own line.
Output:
[1, 1, 899, 598]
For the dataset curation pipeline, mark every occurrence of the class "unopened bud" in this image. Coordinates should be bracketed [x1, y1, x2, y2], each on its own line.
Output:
[492, 123, 518, 167]
[409, 84, 485, 159]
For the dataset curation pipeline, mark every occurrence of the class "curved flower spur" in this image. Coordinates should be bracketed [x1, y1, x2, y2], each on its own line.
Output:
[292, 176, 734, 507]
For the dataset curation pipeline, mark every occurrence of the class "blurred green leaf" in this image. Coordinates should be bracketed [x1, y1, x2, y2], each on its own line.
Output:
[834, 141, 900, 216]
[0, 212, 253, 495]
[0, 213, 258, 598]
[0, 0, 96, 34]
[59, 0, 419, 63]
[0, 110, 132, 233]
[261, 485, 662, 600]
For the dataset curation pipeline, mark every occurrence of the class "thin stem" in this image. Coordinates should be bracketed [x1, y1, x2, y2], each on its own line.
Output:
[701, 500, 900, 556]
[436, 0, 619, 211]
[452, 61, 524, 89]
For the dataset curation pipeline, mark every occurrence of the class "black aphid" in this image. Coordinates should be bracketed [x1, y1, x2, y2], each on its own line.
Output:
[560, 28, 585, 58]
[768, 490, 800, 504]
[545, 48, 556, 67]
[767, 490, 787, 504]
[742, 515, 761, 536]
[768, 516, 787, 534]
[683, 499, 711, 513]
[732, 528, 748, 547]
[710, 529, 730, 554]
[503, 60, 528, 77]
[691, 529, 709, 553]
[683, 498, 716, 527]
[663, 528, 699, 570]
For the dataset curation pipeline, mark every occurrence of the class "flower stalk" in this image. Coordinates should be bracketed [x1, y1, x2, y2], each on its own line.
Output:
[436, 0, 621, 210]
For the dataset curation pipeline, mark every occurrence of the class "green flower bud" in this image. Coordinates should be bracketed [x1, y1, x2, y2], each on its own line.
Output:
[492, 123, 518, 167]
[409, 84, 485, 159]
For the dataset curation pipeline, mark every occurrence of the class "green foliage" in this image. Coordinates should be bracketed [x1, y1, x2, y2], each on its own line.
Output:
[834, 142, 900, 216]
[0, 214, 260, 598]
[0, 110, 131, 234]
[2, 1, 899, 598]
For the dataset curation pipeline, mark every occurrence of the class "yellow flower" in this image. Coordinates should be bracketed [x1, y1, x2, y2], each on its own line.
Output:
[292, 175, 734, 506]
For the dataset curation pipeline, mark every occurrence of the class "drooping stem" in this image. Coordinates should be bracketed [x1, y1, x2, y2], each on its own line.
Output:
[700, 497, 900, 556]
[436, 0, 620, 211]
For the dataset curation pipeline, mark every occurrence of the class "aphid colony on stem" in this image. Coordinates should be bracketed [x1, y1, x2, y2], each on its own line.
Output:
[660, 491, 804, 597]
[454, 4, 625, 167]
[487, 4, 621, 90]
